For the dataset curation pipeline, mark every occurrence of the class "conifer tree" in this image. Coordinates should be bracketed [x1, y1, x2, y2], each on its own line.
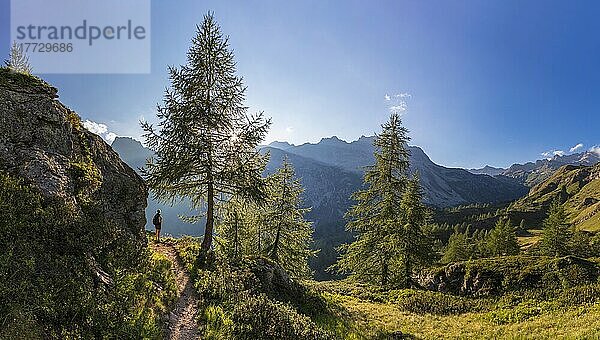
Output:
[5, 41, 32, 74]
[473, 229, 490, 258]
[216, 197, 258, 261]
[262, 159, 316, 278]
[540, 199, 572, 257]
[486, 219, 520, 256]
[142, 14, 270, 258]
[442, 230, 472, 263]
[335, 113, 432, 286]
[395, 175, 434, 286]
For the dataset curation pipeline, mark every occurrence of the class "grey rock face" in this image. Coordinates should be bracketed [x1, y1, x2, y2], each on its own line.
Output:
[0, 69, 147, 244]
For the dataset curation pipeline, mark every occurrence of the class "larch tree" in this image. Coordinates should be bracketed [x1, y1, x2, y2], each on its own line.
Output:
[442, 230, 472, 264]
[395, 175, 434, 286]
[335, 112, 432, 287]
[215, 196, 258, 261]
[486, 219, 520, 256]
[262, 159, 316, 278]
[142, 13, 270, 259]
[5, 41, 32, 74]
[540, 199, 572, 257]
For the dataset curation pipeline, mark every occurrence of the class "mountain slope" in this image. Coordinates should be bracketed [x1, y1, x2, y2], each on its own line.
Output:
[510, 163, 600, 231]
[262, 146, 362, 229]
[270, 136, 528, 207]
[468, 165, 505, 176]
[502, 151, 600, 187]
[111, 137, 202, 236]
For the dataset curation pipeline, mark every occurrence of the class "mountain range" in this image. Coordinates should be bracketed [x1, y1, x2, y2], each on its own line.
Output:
[264, 136, 528, 208]
[510, 162, 600, 232]
[468, 151, 600, 187]
[112, 135, 532, 278]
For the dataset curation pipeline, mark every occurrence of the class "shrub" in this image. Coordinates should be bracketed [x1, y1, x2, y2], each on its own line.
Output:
[485, 299, 552, 324]
[388, 289, 492, 315]
[228, 293, 330, 339]
[174, 236, 333, 339]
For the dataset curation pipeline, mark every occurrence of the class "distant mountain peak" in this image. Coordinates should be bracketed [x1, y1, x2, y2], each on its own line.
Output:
[467, 165, 506, 176]
[502, 150, 600, 186]
[112, 136, 143, 147]
[319, 135, 347, 144]
[355, 135, 375, 144]
[268, 141, 294, 150]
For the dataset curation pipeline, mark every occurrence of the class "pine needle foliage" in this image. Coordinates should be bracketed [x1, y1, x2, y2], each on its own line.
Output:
[262, 159, 317, 278]
[334, 113, 433, 287]
[540, 199, 573, 257]
[5, 41, 32, 74]
[486, 219, 520, 256]
[141, 13, 270, 256]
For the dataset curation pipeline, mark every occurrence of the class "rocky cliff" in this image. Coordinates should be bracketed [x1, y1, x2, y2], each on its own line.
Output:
[0, 67, 147, 252]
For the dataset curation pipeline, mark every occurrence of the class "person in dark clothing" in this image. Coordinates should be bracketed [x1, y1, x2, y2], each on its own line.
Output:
[152, 209, 163, 242]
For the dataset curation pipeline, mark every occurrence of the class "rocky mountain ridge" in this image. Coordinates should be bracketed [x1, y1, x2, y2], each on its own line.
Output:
[267, 135, 527, 208]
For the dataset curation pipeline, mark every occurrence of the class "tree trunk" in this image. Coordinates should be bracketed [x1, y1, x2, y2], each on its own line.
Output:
[270, 224, 282, 260]
[381, 259, 389, 286]
[404, 255, 411, 288]
[201, 181, 215, 253]
[233, 210, 239, 260]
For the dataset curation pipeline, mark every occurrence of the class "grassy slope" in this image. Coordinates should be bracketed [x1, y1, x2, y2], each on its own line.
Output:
[439, 164, 600, 250]
[327, 293, 600, 339]
[312, 276, 600, 339]
[512, 164, 600, 230]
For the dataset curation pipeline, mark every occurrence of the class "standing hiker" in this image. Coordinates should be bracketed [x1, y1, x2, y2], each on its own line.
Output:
[153, 209, 163, 242]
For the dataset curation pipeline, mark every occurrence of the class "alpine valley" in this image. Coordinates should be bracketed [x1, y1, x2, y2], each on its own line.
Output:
[111, 135, 599, 278]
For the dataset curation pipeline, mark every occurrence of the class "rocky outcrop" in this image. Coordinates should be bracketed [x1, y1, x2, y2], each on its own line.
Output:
[417, 256, 600, 296]
[0, 68, 147, 246]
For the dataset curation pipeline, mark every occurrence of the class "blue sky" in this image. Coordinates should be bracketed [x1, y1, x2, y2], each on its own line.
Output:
[1, 0, 598, 168]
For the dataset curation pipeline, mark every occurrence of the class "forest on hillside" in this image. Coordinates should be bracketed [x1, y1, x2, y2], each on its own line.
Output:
[1, 12, 600, 340]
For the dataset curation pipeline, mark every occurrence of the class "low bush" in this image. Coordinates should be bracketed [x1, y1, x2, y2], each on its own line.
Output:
[420, 255, 600, 296]
[388, 289, 493, 315]
[173, 238, 332, 339]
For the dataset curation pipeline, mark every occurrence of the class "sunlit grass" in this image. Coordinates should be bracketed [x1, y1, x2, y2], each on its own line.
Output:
[321, 288, 600, 339]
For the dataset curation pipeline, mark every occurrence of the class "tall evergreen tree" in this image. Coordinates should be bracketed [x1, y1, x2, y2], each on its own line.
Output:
[335, 113, 432, 286]
[5, 41, 32, 74]
[142, 14, 270, 258]
[486, 219, 520, 256]
[540, 199, 572, 257]
[262, 159, 316, 278]
[395, 175, 434, 286]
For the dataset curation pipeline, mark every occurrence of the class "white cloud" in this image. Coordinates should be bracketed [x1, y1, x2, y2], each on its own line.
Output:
[541, 149, 565, 159]
[569, 143, 584, 153]
[105, 132, 117, 143]
[389, 103, 408, 114]
[83, 120, 108, 135]
[590, 146, 600, 157]
[285, 126, 294, 133]
[385, 91, 412, 115]
[83, 119, 118, 144]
